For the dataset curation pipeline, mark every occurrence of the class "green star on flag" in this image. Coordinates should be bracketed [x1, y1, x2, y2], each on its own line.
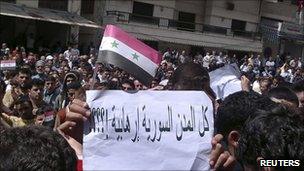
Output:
[132, 53, 139, 61]
[111, 41, 119, 48]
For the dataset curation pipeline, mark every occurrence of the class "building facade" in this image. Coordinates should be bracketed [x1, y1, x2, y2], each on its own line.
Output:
[102, 0, 304, 57]
[260, 0, 304, 58]
[0, 0, 102, 53]
[1, 0, 303, 58]
[102, 0, 263, 57]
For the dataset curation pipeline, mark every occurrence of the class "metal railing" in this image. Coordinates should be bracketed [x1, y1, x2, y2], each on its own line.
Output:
[106, 10, 261, 41]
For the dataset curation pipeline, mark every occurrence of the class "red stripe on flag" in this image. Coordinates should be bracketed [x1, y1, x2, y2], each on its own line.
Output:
[103, 25, 161, 65]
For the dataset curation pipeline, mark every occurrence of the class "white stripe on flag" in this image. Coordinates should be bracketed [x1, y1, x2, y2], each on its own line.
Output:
[100, 36, 159, 77]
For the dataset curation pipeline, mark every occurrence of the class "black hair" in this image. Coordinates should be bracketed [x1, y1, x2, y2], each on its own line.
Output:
[215, 91, 278, 138]
[81, 62, 93, 71]
[20, 81, 32, 91]
[292, 80, 304, 93]
[30, 78, 45, 88]
[18, 68, 31, 76]
[121, 79, 135, 89]
[14, 95, 32, 107]
[170, 62, 209, 90]
[237, 106, 304, 171]
[45, 75, 56, 82]
[66, 82, 82, 90]
[0, 125, 77, 170]
[268, 87, 299, 107]
[109, 79, 121, 90]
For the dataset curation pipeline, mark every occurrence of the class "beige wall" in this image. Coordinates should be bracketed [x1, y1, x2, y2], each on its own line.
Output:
[106, 0, 132, 13]
[16, 0, 38, 8]
[261, 1, 297, 22]
[175, 0, 205, 23]
[204, 0, 259, 31]
[68, 0, 81, 14]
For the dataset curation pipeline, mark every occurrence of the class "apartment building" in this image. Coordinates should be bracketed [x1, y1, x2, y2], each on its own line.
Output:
[1, 0, 303, 58]
[102, 0, 263, 57]
[0, 0, 102, 51]
[260, 0, 304, 58]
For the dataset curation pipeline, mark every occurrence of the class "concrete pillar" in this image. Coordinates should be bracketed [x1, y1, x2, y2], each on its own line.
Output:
[68, 0, 81, 44]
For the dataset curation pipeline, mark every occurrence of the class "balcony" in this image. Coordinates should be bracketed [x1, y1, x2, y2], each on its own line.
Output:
[106, 10, 261, 41]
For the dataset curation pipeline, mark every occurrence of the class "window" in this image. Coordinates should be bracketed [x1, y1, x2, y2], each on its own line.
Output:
[130, 1, 158, 24]
[143, 40, 158, 50]
[231, 19, 246, 31]
[178, 11, 195, 31]
[133, 1, 153, 17]
[81, 0, 95, 14]
[39, 0, 68, 11]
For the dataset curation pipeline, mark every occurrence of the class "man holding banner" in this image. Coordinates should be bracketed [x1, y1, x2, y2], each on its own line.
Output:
[56, 25, 239, 171]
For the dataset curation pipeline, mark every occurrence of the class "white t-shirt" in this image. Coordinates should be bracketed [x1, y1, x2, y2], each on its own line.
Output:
[70, 48, 80, 61]
[203, 55, 211, 68]
[266, 61, 275, 67]
[64, 50, 71, 61]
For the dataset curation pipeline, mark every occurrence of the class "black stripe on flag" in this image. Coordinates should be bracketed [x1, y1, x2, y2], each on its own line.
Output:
[98, 50, 154, 86]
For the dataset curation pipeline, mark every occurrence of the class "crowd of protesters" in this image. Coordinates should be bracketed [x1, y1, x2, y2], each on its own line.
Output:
[0, 42, 304, 170]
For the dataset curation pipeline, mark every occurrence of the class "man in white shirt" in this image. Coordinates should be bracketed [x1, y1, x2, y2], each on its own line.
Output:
[290, 57, 302, 69]
[265, 56, 276, 73]
[63, 46, 72, 61]
[203, 52, 212, 69]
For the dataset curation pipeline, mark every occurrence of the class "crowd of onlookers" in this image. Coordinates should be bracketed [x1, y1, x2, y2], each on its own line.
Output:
[0, 42, 304, 170]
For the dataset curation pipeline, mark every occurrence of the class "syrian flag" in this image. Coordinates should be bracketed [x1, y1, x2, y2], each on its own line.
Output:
[97, 25, 162, 86]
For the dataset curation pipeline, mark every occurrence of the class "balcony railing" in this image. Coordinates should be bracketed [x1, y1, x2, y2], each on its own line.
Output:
[106, 10, 261, 41]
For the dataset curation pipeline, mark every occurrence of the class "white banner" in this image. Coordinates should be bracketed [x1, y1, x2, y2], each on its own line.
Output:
[210, 64, 242, 100]
[0, 60, 16, 70]
[84, 90, 214, 170]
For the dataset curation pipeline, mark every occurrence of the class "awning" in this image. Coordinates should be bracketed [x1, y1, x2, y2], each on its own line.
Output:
[0, 2, 102, 28]
[129, 32, 263, 52]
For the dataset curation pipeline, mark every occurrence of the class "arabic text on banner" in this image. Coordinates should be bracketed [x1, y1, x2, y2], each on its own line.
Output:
[83, 91, 214, 170]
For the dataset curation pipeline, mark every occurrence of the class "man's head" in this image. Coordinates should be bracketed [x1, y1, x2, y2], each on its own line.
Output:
[45, 76, 56, 93]
[18, 68, 31, 85]
[292, 80, 304, 107]
[134, 80, 143, 90]
[121, 79, 134, 91]
[35, 60, 45, 74]
[81, 63, 93, 79]
[215, 91, 277, 155]
[237, 107, 304, 171]
[171, 62, 210, 90]
[64, 72, 80, 86]
[165, 69, 174, 79]
[1, 43, 7, 49]
[102, 70, 111, 80]
[45, 65, 52, 75]
[13, 95, 34, 119]
[268, 87, 299, 108]
[0, 125, 77, 170]
[66, 82, 82, 102]
[259, 77, 272, 95]
[150, 79, 159, 88]
[29, 79, 45, 102]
